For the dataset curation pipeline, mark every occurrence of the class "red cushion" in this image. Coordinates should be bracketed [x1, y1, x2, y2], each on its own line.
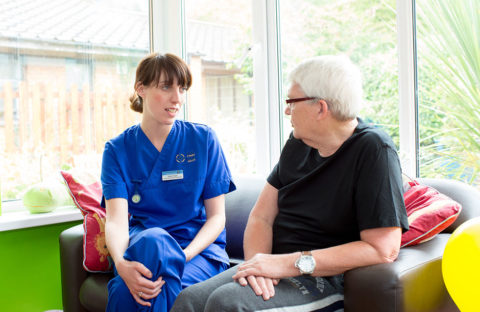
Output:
[401, 180, 462, 247]
[61, 170, 112, 272]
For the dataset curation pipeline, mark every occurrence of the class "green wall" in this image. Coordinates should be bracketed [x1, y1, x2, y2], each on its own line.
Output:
[0, 221, 82, 312]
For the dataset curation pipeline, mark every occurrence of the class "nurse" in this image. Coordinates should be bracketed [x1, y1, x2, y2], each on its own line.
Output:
[101, 53, 236, 312]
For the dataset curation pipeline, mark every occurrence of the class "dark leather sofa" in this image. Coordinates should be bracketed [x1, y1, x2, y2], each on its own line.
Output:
[59, 176, 480, 311]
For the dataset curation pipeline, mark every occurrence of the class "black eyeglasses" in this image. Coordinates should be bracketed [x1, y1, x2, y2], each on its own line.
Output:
[285, 97, 317, 108]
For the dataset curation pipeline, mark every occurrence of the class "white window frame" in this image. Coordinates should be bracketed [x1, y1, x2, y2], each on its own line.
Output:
[252, 0, 283, 175]
[396, 0, 418, 177]
[150, 0, 185, 57]
[157, 0, 280, 176]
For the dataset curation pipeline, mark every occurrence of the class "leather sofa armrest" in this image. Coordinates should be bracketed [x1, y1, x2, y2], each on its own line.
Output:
[60, 223, 89, 312]
[225, 175, 264, 260]
[344, 233, 458, 312]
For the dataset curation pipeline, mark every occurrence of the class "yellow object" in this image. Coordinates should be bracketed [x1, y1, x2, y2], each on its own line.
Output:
[442, 216, 480, 312]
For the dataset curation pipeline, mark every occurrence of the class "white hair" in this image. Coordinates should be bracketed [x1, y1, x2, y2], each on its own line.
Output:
[288, 55, 363, 121]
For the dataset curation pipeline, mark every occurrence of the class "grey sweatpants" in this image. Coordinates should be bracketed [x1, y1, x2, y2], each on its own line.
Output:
[171, 266, 344, 312]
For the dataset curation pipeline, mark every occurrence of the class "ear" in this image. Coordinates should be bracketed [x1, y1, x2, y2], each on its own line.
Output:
[315, 99, 329, 119]
[135, 82, 145, 97]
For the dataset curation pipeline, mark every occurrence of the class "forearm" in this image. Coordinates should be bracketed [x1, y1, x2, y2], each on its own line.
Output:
[280, 227, 402, 277]
[105, 198, 130, 265]
[310, 239, 397, 276]
[234, 238, 400, 281]
[241, 240, 393, 278]
[105, 221, 130, 265]
[243, 182, 278, 260]
[183, 213, 225, 261]
[243, 216, 273, 260]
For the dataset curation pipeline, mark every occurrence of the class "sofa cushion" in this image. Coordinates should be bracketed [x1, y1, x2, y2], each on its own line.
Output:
[401, 180, 462, 247]
[61, 170, 112, 272]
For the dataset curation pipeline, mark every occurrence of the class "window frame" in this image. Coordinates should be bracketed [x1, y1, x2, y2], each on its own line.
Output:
[251, 0, 283, 175]
[0, 0, 436, 216]
[160, 0, 422, 178]
[161, 0, 283, 176]
[397, 0, 419, 177]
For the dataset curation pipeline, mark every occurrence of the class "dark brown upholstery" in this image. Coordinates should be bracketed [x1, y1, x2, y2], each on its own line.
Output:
[60, 176, 480, 311]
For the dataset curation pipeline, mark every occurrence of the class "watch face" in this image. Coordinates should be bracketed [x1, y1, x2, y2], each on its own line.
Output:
[299, 255, 316, 274]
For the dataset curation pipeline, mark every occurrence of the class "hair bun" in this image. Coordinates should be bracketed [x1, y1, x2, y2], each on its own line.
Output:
[129, 93, 143, 113]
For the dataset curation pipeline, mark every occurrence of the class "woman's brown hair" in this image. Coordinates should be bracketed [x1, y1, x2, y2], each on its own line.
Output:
[129, 53, 192, 113]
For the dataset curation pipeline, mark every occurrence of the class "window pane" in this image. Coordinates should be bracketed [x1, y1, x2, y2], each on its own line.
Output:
[279, 0, 399, 147]
[416, 0, 480, 186]
[184, 0, 257, 175]
[0, 0, 148, 201]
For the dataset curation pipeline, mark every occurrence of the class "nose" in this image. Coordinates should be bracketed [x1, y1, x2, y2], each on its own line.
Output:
[171, 87, 183, 103]
[285, 105, 291, 116]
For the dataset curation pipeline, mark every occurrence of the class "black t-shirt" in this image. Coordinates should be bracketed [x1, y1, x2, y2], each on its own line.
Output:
[267, 119, 409, 254]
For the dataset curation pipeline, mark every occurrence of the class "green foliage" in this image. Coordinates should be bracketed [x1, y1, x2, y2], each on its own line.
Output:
[417, 0, 480, 184]
[294, 0, 401, 146]
[231, 0, 401, 150]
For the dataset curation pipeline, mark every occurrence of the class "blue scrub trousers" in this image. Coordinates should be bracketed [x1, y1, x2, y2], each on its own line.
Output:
[106, 227, 227, 312]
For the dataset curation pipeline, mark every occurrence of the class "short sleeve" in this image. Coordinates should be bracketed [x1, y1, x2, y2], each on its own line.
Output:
[354, 137, 409, 232]
[266, 132, 306, 190]
[202, 128, 236, 199]
[100, 141, 128, 202]
[267, 164, 281, 189]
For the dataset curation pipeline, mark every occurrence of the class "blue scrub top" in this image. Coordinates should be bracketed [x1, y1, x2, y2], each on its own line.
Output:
[101, 120, 236, 264]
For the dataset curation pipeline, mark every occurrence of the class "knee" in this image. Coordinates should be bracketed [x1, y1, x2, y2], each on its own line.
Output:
[171, 285, 201, 312]
[137, 227, 171, 244]
[107, 276, 134, 307]
[108, 276, 129, 296]
[129, 227, 185, 262]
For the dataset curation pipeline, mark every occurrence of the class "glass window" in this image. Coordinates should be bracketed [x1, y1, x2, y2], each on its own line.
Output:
[279, 0, 400, 148]
[184, 0, 257, 175]
[416, 0, 480, 186]
[0, 0, 148, 202]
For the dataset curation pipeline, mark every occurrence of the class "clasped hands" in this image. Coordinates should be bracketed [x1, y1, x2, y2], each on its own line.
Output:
[232, 253, 293, 301]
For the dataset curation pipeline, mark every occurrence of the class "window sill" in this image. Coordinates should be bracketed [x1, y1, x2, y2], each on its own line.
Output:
[0, 204, 82, 232]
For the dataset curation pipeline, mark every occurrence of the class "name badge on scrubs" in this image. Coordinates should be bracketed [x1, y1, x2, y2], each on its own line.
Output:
[162, 170, 184, 181]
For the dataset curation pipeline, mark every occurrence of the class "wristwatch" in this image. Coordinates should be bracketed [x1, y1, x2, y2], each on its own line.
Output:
[295, 251, 316, 275]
